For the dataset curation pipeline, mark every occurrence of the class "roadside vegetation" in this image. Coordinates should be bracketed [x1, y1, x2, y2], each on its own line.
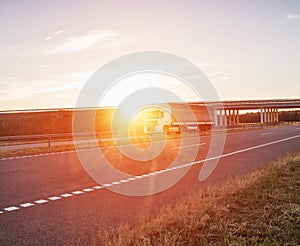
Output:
[94, 153, 300, 245]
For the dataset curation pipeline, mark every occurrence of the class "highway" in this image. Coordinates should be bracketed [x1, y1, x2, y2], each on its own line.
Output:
[0, 126, 300, 245]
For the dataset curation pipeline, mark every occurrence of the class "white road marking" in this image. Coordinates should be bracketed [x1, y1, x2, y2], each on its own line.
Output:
[61, 193, 73, 198]
[261, 132, 272, 136]
[0, 134, 299, 215]
[83, 188, 94, 192]
[20, 203, 34, 208]
[35, 199, 48, 204]
[127, 177, 137, 181]
[119, 179, 129, 183]
[48, 196, 61, 201]
[172, 143, 206, 150]
[0, 211, 3, 214]
[72, 191, 84, 195]
[93, 186, 103, 189]
[4, 206, 19, 212]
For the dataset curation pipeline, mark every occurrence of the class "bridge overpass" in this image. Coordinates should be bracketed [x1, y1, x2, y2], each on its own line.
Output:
[0, 99, 299, 136]
[189, 99, 300, 127]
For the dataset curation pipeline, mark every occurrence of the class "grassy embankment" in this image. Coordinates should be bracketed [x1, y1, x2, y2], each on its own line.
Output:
[93, 153, 300, 245]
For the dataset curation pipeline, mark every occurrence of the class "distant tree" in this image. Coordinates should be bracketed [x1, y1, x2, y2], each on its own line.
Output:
[239, 110, 300, 123]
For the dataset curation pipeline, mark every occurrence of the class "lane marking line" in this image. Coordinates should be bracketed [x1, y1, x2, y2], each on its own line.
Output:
[72, 191, 84, 195]
[20, 203, 34, 208]
[48, 196, 61, 201]
[93, 186, 103, 189]
[83, 188, 94, 192]
[35, 199, 48, 204]
[119, 180, 129, 183]
[261, 132, 273, 136]
[4, 206, 19, 212]
[128, 177, 137, 181]
[172, 143, 206, 150]
[61, 193, 73, 198]
[0, 134, 299, 215]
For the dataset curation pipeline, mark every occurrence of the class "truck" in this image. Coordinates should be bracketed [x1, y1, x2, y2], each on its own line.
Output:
[142, 102, 214, 135]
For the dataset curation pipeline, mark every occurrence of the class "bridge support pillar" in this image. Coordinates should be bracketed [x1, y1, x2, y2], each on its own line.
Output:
[227, 110, 229, 126]
[264, 108, 267, 123]
[270, 108, 273, 122]
[260, 107, 264, 124]
[214, 109, 218, 126]
[219, 110, 223, 126]
[215, 108, 240, 127]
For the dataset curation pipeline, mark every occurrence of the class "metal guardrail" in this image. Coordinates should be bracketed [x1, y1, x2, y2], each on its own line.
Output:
[0, 131, 150, 148]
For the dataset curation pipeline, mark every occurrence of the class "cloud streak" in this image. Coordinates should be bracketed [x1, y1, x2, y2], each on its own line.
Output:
[54, 30, 64, 35]
[0, 70, 93, 102]
[47, 30, 124, 54]
[286, 13, 300, 20]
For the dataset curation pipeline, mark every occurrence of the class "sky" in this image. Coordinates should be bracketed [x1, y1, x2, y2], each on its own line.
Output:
[0, 0, 299, 110]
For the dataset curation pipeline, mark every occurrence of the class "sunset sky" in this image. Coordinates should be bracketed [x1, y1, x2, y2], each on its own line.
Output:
[0, 0, 299, 110]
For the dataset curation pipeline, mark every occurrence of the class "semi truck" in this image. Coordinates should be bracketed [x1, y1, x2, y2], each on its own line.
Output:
[142, 102, 214, 135]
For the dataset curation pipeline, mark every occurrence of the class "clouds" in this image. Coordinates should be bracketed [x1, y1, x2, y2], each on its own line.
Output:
[286, 13, 300, 20]
[47, 30, 128, 54]
[54, 30, 64, 35]
[0, 70, 92, 104]
[45, 29, 64, 41]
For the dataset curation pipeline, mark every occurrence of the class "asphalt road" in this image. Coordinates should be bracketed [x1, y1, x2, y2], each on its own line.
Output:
[0, 126, 300, 245]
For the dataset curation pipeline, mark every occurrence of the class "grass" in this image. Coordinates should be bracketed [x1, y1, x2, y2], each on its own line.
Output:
[93, 153, 300, 245]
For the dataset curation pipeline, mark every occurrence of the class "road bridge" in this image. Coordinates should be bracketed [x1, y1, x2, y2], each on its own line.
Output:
[189, 99, 300, 127]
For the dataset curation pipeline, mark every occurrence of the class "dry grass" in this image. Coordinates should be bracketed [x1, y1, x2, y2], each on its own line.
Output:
[92, 153, 300, 245]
